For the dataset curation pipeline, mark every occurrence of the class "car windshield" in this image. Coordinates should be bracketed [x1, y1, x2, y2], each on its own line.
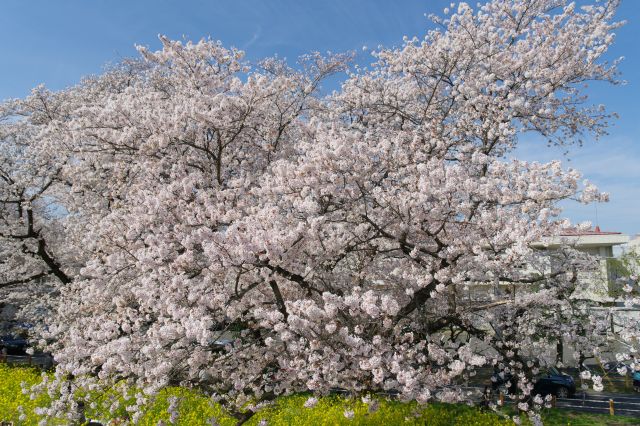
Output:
[547, 367, 561, 376]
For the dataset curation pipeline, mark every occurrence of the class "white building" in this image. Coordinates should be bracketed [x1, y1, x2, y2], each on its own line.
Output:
[535, 226, 630, 302]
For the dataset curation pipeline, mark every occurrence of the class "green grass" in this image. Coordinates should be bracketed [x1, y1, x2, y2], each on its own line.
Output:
[244, 395, 514, 426]
[541, 409, 640, 425]
[1, 364, 639, 425]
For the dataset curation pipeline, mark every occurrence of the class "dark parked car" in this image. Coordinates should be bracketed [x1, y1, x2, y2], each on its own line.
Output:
[533, 367, 576, 398]
[491, 367, 576, 399]
[0, 334, 29, 356]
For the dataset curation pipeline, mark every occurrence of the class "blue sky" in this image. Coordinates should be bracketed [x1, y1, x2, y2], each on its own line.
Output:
[1, 0, 638, 235]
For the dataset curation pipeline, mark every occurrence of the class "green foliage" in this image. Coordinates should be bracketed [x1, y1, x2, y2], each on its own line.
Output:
[0, 366, 513, 425]
[246, 395, 514, 426]
[541, 409, 640, 425]
[607, 257, 632, 297]
[0, 364, 51, 424]
[2, 365, 640, 425]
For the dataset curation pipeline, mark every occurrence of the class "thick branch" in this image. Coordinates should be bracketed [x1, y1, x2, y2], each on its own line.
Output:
[0, 272, 50, 289]
[25, 209, 72, 284]
[260, 261, 320, 295]
[268, 280, 288, 321]
[394, 280, 439, 322]
[36, 237, 71, 284]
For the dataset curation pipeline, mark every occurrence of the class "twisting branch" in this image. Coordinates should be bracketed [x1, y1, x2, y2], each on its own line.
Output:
[0, 272, 50, 290]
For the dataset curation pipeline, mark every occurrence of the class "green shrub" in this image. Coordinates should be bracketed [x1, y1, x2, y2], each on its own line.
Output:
[0, 364, 512, 425]
[0, 364, 50, 424]
[4, 364, 636, 425]
[134, 387, 235, 425]
[245, 395, 513, 426]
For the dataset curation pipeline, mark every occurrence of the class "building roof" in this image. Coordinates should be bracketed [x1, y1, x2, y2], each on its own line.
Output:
[535, 226, 629, 248]
[559, 226, 623, 237]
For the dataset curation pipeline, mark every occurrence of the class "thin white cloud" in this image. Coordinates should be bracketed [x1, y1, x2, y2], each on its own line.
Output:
[512, 135, 640, 234]
[243, 25, 262, 50]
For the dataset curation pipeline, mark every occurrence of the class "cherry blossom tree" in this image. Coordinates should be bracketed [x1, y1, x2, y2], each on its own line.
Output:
[1, 0, 637, 423]
[0, 86, 82, 333]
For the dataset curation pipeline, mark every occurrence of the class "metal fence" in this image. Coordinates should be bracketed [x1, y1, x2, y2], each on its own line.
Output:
[555, 393, 640, 417]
